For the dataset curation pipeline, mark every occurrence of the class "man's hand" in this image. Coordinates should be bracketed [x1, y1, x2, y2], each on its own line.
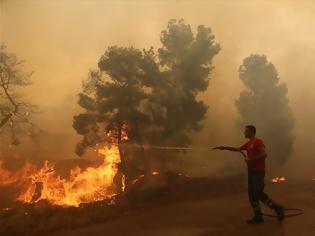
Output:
[239, 151, 250, 161]
[213, 146, 225, 150]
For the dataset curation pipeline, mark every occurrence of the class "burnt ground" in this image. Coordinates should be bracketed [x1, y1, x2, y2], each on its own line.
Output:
[0, 174, 314, 236]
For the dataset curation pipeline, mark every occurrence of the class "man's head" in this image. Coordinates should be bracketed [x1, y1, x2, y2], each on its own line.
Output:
[244, 125, 256, 139]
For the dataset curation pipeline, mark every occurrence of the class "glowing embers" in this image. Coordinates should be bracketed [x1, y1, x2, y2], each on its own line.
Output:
[271, 177, 287, 183]
[131, 171, 160, 185]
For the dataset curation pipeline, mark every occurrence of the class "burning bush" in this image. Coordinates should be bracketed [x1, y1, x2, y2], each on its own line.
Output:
[0, 141, 122, 207]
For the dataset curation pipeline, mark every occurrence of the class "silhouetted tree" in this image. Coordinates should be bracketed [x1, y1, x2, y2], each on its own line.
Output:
[73, 46, 159, 187]
[0, 44, 38, 146]
[235, 54, 294, 164]
[73, 46, 158, 155]
[73, 19, 220, 187]
[155, 19, 220, 146]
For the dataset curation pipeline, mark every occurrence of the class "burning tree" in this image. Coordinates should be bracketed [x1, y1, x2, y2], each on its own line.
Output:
[73, 46, 158, 188]
[73, 46, 157, 154]
[73, 19, 220, 189]
[235, 54, 295, 164]
[0, 44, 37, 146]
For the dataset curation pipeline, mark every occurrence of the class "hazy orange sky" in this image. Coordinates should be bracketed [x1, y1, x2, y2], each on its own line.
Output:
[1, 0, 315, 175]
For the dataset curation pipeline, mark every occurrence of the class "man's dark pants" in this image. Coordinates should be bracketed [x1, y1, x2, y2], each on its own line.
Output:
[248, 170, 276, 214]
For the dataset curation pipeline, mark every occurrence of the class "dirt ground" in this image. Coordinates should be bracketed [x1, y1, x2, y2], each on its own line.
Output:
[51, 181, 315, 236]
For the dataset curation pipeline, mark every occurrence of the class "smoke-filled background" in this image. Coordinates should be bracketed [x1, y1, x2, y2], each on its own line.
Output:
[1, 0, 315, 177]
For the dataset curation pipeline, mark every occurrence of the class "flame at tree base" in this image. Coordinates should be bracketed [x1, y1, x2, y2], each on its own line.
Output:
[0, 144, 123, 207]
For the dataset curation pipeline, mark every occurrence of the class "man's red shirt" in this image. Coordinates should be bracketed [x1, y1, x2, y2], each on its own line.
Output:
[240, 137, 266, 171]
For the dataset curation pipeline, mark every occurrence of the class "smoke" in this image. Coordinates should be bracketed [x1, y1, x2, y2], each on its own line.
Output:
[235, 54, 294, 165]
[1, 0, 315, 178]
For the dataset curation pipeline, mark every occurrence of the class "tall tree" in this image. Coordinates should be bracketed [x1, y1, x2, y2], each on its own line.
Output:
[73, 46, 159, 187]
[73, 19, 220, 187]
[155, 19, 220, 146]
[235, 54, 295, 164]
[73, 46, 158, 155]
[0, 44, 37, 146]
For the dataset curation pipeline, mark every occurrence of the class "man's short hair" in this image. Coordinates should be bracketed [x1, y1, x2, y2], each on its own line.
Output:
[246, 125, 256, 134]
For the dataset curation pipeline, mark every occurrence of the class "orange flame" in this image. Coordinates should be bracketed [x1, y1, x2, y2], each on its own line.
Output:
[0, 145, 125, 206]
[0, 126, 129, 207]
[16, 144, 122, 206]
[0, 160, 34, 186]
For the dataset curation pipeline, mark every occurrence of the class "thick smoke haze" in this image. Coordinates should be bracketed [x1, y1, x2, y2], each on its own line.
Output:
[236, 54, 295, 165]
[1, 0, 315, 177]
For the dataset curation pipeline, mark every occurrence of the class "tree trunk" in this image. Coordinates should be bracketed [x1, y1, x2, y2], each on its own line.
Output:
[117, 123, 128, 191]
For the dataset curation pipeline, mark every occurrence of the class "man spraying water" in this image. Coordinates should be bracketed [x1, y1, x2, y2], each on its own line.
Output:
[214, 125, 284, 224]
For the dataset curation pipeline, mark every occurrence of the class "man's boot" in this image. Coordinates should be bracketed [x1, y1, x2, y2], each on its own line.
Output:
[247, 211, 264, 224]
[263, 197, 285, 222]
[273, 204, 285, 222]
